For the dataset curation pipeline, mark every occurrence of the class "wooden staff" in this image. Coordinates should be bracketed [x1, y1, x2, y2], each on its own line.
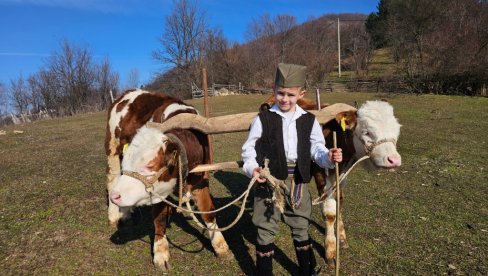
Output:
[333, 131, 341, 276]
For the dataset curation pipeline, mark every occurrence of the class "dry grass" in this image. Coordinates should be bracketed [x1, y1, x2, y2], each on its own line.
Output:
[1, 92, 487, 275]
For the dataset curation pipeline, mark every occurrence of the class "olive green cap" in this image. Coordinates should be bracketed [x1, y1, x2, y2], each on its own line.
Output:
[274, 63, 307, 88]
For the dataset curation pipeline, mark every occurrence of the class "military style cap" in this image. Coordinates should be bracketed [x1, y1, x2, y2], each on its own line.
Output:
[274, 63, 307, 88]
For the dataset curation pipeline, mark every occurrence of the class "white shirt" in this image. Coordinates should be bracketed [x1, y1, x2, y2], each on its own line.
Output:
[241, 104, 334, 178]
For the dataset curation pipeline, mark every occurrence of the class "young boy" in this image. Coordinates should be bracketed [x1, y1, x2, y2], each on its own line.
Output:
[242, 63, 342, 275]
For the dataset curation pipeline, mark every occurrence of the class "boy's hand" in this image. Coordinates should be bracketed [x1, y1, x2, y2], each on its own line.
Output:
[329, 148, 343, 163]
[252, 167, 267, 183]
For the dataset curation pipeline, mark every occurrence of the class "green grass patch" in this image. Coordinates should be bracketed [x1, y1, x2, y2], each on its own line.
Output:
[1, 92, 487, 274]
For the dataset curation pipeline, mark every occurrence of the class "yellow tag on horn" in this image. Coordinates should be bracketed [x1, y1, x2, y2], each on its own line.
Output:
[122, 143, 129, 154]
[340, 116, 347, 131]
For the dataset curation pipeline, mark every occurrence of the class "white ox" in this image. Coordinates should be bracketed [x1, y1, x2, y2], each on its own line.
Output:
[261, 97, 402, 269]
[313, 100, 402, 268]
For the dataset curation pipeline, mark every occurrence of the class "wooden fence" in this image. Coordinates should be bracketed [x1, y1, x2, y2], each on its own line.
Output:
[192, 83, 246, 98]
[192, 80, 410, 98]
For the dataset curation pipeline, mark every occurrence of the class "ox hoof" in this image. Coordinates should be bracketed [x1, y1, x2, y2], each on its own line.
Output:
[108, 205, 132, 228]
[109, 220, 119, 228]
[154, 257, 170, 272]
[340, 240, 349, 249]
[216, 250, 234, 262]
[109, 217, 133, 229]
[326, 259, 336, 271]
[153, 238, 170, 272]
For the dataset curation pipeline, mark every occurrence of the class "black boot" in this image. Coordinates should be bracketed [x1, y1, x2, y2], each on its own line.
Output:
[256, 243, 274, 276]
[294, 239, 318, 276]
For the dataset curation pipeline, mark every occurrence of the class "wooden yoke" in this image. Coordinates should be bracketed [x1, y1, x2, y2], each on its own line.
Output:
[147, 103, 357, 172]
[147, 112, 258, 134]
[147, 103, 356, 135]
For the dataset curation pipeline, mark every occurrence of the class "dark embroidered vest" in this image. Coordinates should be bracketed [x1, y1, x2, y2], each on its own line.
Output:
[255, 109, 315, 183]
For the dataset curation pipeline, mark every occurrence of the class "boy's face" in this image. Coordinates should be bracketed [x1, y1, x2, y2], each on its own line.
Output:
[273, 86, 305, 113]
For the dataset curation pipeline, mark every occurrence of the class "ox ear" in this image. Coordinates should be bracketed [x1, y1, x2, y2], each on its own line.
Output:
[335, 111, 357, 131]
[259, 95, 275, 112]
[163, 140, 179, 168]
[259, 103, 271, 112]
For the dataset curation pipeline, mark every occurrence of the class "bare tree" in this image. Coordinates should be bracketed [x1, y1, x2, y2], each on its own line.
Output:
[0, 82, 7, 116]
[200, 28, 230, 84]
[301, 18, 337, 83]
[274, 14, 297, 62]
[342, 22, 372, 76]
[30, 69, 61, 114]
[383, 0, 487, 94]
[96, 58, 119, 108]
[10, 75, 30, 114]
[152, 0, 209, 98]
[245, 14, 296, 62]
[27, 75, 45, 113]
[125, 68, 140, 89]
[153, 0, 206, 68]
[387, 0, 442, 79]
[46, 40, 96, 114]
[245, 13, 275, 41]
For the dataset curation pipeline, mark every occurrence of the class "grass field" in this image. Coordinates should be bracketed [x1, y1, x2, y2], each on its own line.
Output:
[1, 92, 487, 275]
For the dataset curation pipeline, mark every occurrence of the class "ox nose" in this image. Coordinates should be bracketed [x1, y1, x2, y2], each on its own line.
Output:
[386, 156, 402, 167]
[110, 192, 122, 204]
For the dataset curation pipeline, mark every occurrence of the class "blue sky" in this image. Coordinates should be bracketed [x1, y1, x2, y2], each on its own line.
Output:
[0, 0, 379, 88]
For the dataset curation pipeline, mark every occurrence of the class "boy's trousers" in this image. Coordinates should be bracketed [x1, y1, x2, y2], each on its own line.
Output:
[252, 173, 312, 245]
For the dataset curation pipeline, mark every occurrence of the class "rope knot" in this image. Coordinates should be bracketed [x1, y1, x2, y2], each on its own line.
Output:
[257, 158, 288, 213]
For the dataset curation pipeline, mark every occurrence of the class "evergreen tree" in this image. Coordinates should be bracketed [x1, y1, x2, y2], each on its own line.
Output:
[365, 0, 390, 48]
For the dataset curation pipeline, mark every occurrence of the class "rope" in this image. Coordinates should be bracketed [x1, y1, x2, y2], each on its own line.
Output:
[146, 158, 284, 232]
[312, 155, 370, 205]
[364, 138, 397, 155]
[123, 167, 168, 188]
[311, 134, 394, 206]
[177, 154, 184, 212]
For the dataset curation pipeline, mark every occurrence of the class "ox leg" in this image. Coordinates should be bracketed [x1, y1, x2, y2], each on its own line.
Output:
[338, 213, 348, 248]
[313, 166, 341, 266]
[152, 203, 171, 271]
[338, 190, 348, 249]
[191, 184, 233, 261]
[322, 198, 337, 269]
[107, 153, 131, 226]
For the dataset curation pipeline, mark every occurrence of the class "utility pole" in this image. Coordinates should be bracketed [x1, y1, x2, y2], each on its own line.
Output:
[202, 65, 214, 165]
[337, 17, 341, 78]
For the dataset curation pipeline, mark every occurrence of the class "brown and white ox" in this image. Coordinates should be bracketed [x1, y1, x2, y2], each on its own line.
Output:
[261, 97, 402, 268]
[105, 89, 232, 271]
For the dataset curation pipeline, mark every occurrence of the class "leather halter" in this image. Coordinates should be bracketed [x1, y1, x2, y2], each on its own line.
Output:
[121, 133, 188, 190]
[122, 167, 169, 189]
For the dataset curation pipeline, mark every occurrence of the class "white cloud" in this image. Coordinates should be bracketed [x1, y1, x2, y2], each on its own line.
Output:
[0, 52, 51, 57]
[0, 0, 163, 14]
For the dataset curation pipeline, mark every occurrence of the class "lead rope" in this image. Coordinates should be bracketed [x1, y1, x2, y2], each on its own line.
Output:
[146, 158, 284, 232]
[177, 154, 186, 213]
[312, 155, 370, 205]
